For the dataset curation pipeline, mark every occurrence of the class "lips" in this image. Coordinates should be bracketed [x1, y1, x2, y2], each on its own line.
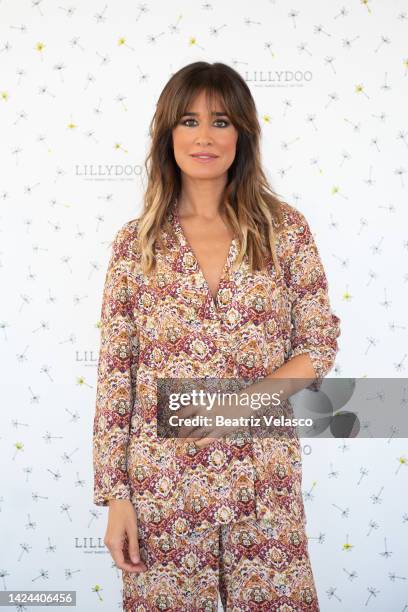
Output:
[190, 153, 219, 158]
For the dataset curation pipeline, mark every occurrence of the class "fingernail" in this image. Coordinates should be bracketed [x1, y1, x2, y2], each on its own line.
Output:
[131, 555, 139, 563]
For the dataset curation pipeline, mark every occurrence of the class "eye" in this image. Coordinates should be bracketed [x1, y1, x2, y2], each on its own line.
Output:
[180, 118, 197, 127]
[179, 118, 231, 128]
[214, 119, 230, 127]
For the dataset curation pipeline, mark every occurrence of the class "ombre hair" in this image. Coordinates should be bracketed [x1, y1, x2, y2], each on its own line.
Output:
[137, 61, 286, 276]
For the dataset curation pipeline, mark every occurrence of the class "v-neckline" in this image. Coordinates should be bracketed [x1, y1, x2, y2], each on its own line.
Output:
[172, 200, 237, 309]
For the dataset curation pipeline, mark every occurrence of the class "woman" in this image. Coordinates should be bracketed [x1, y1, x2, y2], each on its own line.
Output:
[93, 61, 341, 611]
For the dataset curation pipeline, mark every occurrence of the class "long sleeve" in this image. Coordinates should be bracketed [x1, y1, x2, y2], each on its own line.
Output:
[283, 208, 341, 392]
[92, 223, 139, 506]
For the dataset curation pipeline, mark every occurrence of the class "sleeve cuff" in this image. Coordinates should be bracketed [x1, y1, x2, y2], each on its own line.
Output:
[93, 481, 132, 506]
[289, 346, 330, 392]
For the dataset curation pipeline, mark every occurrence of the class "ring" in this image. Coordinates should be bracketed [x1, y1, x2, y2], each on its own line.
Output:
[186, 441, 199, 456]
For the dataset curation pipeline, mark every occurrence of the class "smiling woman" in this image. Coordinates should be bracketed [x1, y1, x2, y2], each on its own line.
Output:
[93, 60, 340, 611]
[177, 109, 232, 162]
[170, 93, 242, 307]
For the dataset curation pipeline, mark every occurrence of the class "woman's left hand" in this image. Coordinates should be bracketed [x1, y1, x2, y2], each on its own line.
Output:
[176, 403, 218, 449]
[176, 402, 249, 450]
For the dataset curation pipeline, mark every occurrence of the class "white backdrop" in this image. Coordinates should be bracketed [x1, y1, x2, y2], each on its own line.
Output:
[1, 0, 407, 610]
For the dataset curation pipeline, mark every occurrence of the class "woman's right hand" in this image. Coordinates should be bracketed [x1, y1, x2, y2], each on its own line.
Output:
[104, 499, 147, 573]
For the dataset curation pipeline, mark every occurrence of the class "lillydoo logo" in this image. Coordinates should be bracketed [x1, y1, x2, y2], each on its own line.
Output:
[75, 164, 142, 181]
[244, 69, 313, 87]
[75, 537, 108, 554]
[75, 350, 98, 365]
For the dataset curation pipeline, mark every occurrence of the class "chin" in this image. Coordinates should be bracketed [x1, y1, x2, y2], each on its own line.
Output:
[186, 169, 224, 179]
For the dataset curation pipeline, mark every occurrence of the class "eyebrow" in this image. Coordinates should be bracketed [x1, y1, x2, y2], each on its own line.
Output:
[181, 111, 229, 116]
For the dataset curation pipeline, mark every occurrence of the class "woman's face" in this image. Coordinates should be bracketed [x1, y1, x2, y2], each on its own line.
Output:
[172, 90, 238, 181]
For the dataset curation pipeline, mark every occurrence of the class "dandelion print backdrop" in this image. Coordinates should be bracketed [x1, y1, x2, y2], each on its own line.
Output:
[1, 0, 407, 610]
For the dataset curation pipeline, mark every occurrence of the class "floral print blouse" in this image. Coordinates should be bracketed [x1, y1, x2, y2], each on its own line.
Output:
[92, 200, 341, 533]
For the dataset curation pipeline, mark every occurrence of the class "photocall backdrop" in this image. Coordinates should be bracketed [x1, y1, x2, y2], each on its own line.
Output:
[1, 1, 407, 610]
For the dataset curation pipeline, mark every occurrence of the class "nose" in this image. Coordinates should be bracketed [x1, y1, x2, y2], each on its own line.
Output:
[196, 137, 211, 146]
[195, 122, 212, 144]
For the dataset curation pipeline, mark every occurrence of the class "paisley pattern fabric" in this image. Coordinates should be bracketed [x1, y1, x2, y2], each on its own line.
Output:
[92, 199, 340, 609]
[122, 517, 320, 611]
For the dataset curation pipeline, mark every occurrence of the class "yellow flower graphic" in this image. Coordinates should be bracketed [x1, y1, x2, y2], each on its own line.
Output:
[360, 0, 372, 14]
[188, 36, 204, 50]
[331, 185, 348, 199]
[118, 37, 135, 51]
[355, 84, 370, 99]
[396, 456, 407, 474]
[13, 442, 24, 460]
[114, 142, 128, 153]
[77, 376, 92, 388]
[92, 584, 103, 601]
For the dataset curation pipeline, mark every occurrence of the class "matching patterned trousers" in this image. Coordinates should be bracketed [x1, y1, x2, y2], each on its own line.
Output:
[122, 516, 320, 611]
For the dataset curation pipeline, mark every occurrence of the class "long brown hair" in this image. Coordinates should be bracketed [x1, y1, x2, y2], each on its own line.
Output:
[137, 61, 286, 276]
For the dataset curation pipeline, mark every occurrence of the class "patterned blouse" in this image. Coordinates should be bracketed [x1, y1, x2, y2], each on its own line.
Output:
[92, 200, 341, 534]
